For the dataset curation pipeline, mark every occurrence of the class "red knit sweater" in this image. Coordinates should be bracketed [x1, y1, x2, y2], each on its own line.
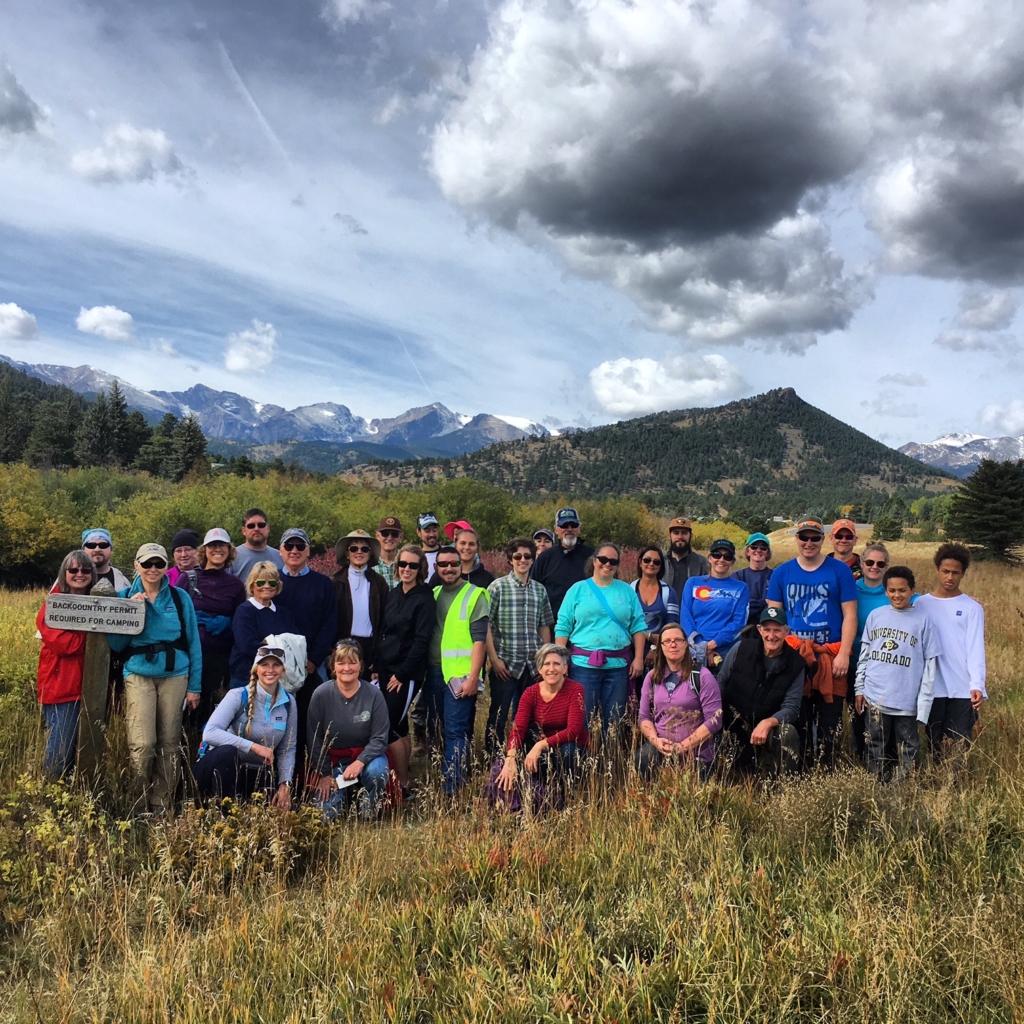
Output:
[508, 679, 589, 751]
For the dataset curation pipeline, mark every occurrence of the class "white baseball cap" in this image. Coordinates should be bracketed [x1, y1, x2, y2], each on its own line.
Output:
[203, 527, 232, 545]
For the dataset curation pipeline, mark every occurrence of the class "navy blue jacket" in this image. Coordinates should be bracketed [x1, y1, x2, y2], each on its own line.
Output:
[276, 568, 338, 669]
[230, 601, 297, 682]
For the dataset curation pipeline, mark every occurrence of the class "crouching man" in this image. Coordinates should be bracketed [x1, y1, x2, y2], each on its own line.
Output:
[717, 607, 805, 775]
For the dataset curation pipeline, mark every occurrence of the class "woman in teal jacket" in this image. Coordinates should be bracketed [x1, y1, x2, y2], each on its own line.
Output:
[108, 542, 203, 814]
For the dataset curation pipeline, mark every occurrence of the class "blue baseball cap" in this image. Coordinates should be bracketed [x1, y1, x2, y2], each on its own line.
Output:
[82, 528, 112, 546]
[280, 528, 309, 545]
[745, 533, 771, 548]
[555, 507, 580, 527]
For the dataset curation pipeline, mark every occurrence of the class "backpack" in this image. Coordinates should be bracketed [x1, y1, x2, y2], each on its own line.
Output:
[127, 584, 192, 673]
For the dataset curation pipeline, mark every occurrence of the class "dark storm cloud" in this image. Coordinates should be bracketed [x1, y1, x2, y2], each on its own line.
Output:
[0, 61, 43, 134]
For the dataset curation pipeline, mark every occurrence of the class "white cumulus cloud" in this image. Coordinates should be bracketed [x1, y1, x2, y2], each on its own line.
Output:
[981, 400, 1024, 436]
[933, 330, 1019, 355]
[0, 302, 39, 339]
[76, 305, 134, 342]
[225, 319, 277, 373]
[70, 124, 187, 184]
[954, 287, 1018, 331]
[590, 353, 747, 416]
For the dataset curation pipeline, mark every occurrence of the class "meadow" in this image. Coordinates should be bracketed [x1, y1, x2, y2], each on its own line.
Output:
[2, 538, 1023, 1022]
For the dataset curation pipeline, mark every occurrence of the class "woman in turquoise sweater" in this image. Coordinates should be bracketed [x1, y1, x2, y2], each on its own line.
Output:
[555, 542, 646, 734]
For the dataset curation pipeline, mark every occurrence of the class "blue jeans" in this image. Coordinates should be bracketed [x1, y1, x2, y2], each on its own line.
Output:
[571, 664, 629, 734]
[316, 754, 390, 820]
[421, 664, 447, 751]
[43, 701, 80, 780]
[443, 687, 478, 796]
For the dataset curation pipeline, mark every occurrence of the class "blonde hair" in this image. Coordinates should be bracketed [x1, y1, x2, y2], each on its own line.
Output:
[247, 656, 283, 737]
[245, 561, 281, 597]
[326, 638, 364, 677]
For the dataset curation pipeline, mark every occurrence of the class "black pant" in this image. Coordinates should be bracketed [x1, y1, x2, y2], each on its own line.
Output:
[193, 744, 277, 803]
[382, 676, 416, 741]
[635, 740, 712, 780]
[293, 671, 319, 786]
[484, 666, 533, 760]
[196, 650, 232, 722]
[799, 692, 844, 770]
[927, 697, 977, 758]
[728, 719, 801, 776]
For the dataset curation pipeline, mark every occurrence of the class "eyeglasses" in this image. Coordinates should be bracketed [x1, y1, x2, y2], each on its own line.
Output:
[245, 521, 267, 529]
[139, 559, 166, 570]
[510, 553, 534, 561]
[397, 560, 420, 570]
[834, 532, 855, 541]
[254, 579, 279, 588]
[283, 540, 307, 551]
[348, 545, 371, 554]
[796, 533, 823, 543]
[661, 636, 687, 645]
[436, 560, 460, 569]
[641, 557, 662, 566]
[379, 530, 401, 539]
[863, 558, 887, 568]
[595, 555, 620, 566]
[710, 552, 735, 561]
[83, 542, 110, 550]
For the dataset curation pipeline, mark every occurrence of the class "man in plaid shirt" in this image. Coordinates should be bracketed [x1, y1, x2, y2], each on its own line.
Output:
[485, 536, 555, 759]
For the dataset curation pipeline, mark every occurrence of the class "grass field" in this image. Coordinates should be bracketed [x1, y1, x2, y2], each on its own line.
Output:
[2, 544, 1024, 1022]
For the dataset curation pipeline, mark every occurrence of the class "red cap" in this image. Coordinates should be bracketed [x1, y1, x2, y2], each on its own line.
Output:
[443, 519, 474, 540]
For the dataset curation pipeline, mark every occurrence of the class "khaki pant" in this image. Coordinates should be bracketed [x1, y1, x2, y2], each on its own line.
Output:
[124, 672, 188, 813]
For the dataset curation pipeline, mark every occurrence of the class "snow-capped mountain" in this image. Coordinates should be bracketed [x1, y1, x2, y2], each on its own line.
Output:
[898, 432, 1024, 477]
[0, 355, 551, 452]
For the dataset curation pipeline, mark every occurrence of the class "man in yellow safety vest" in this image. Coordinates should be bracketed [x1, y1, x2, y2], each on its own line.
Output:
[427, 545, 489, 796]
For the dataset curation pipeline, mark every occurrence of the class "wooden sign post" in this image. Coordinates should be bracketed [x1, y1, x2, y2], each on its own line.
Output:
[45, 590, 145, 782]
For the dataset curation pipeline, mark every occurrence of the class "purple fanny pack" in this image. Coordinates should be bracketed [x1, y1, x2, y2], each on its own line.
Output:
[571, 644, 632, 667]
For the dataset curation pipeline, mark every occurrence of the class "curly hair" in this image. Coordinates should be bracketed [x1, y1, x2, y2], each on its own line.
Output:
[934, 542, 971, 572]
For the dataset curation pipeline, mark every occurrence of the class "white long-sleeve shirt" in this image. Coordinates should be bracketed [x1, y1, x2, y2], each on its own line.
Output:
[917, 593, 987, 700]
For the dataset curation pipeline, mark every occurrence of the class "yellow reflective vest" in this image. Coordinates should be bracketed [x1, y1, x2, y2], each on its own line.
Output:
[433, 582, 488, 682]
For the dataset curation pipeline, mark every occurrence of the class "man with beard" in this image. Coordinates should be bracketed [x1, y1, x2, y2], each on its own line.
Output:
[81, 528, 130, 590]
[531, 507, 595, 618]
[664, 517, 709, 605]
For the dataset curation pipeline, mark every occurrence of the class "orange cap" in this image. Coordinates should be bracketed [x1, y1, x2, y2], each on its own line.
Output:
[669, 516, 693, 530]
[831, 518, 857, 537]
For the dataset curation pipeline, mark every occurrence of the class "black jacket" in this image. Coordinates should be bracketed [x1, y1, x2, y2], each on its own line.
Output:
[376, 583, 436, 685]
[720, 637, 806, 728]
[333, 566, 389, 662]
[531, 540, 596, 617]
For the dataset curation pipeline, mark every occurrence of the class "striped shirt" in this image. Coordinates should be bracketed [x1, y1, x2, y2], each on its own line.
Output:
[487, 573, 555, 678]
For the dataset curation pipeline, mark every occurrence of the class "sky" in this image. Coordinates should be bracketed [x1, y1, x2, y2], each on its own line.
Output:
[1, 0, 1024, 445]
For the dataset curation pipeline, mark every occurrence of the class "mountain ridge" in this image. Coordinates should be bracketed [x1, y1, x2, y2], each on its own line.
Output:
[898, 432, 1024, 477]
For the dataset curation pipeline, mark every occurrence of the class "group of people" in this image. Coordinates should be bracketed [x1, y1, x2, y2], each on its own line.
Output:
[35, 505, 987, 818]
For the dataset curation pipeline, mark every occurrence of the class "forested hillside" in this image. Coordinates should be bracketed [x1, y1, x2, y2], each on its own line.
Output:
[353, 388, 954, 517]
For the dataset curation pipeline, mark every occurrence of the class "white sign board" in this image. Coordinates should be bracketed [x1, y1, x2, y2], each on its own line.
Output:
[45, 594, 146, 635]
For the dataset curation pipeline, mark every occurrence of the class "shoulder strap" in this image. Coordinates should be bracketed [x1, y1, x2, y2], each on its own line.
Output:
[690, 668, 702, 697]
[167, 584, 190, 652]
[587, 579, 630, 644]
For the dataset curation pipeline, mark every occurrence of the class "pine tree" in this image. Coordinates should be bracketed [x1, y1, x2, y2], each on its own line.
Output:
[946, 459, 1024, 563]
[74, 392, 112, 466]
[170, 414, 208, 481]
[0, 375, 36, 462]
[134, 413, 178, 477]
[23, 391, 87, 468]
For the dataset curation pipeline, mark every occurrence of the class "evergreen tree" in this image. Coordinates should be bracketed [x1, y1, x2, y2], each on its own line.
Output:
[74, 392, 112, 466]
[134, 413, 178, 477]
[0, 374, 36, 462]
[170, 414, 208, 481]
[106, 380, 131, 466]
[121, 410, 152, 467]
[23, 391, 87, 468]
[946, 459, 1024, 563]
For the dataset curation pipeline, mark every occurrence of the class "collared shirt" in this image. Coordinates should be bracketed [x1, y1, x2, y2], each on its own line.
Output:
[487, 572, 555, 678]
[248, 596, 277, 612]
[377, 558, 398, 589]
[348, 567, 373, 637]
[281, 564, 311, 578]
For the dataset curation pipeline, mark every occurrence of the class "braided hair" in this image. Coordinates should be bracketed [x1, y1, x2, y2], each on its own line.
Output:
[246, 657, 283, 738]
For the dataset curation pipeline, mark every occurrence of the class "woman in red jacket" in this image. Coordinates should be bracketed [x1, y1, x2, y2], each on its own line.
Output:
[36, 550, 97, 779]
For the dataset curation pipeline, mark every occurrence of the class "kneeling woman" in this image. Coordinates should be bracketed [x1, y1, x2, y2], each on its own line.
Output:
[636, 623, 722, 781]
[306, 639, 391, 820]
[488, 643, 588, 813]
[194, 644, 296, 809]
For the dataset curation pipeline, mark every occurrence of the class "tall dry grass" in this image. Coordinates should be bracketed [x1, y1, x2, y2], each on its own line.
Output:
[2, 553, 1024, 1022]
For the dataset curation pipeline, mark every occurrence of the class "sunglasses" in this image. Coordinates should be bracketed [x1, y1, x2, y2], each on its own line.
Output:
[710, 552, 735, 561]
[255, 646, 285, 660]
[796, 533, 823, 543]
[397, 560, 421, 570]
[834, 532, 855, 541]
[863, 558, 887, 568]
[139, 559, 166, 570]
[595, 555, 620, 566]
[283, 540, 307, 551]
[333, 638, 362, 653]
[254, 578, 279, 588]
[641, 557, 662, 566]
[67, 567, 91, 575]
[559, 523, 580, 529]
[436, 559, 461, 569]
[83, 542, 110, 550]
[379, 530, 401, 539]
[511, 552, 534, 561]
[348, 545, 371, 554]
[749, 544, 769, 552]
[245, 521, 268, 529]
